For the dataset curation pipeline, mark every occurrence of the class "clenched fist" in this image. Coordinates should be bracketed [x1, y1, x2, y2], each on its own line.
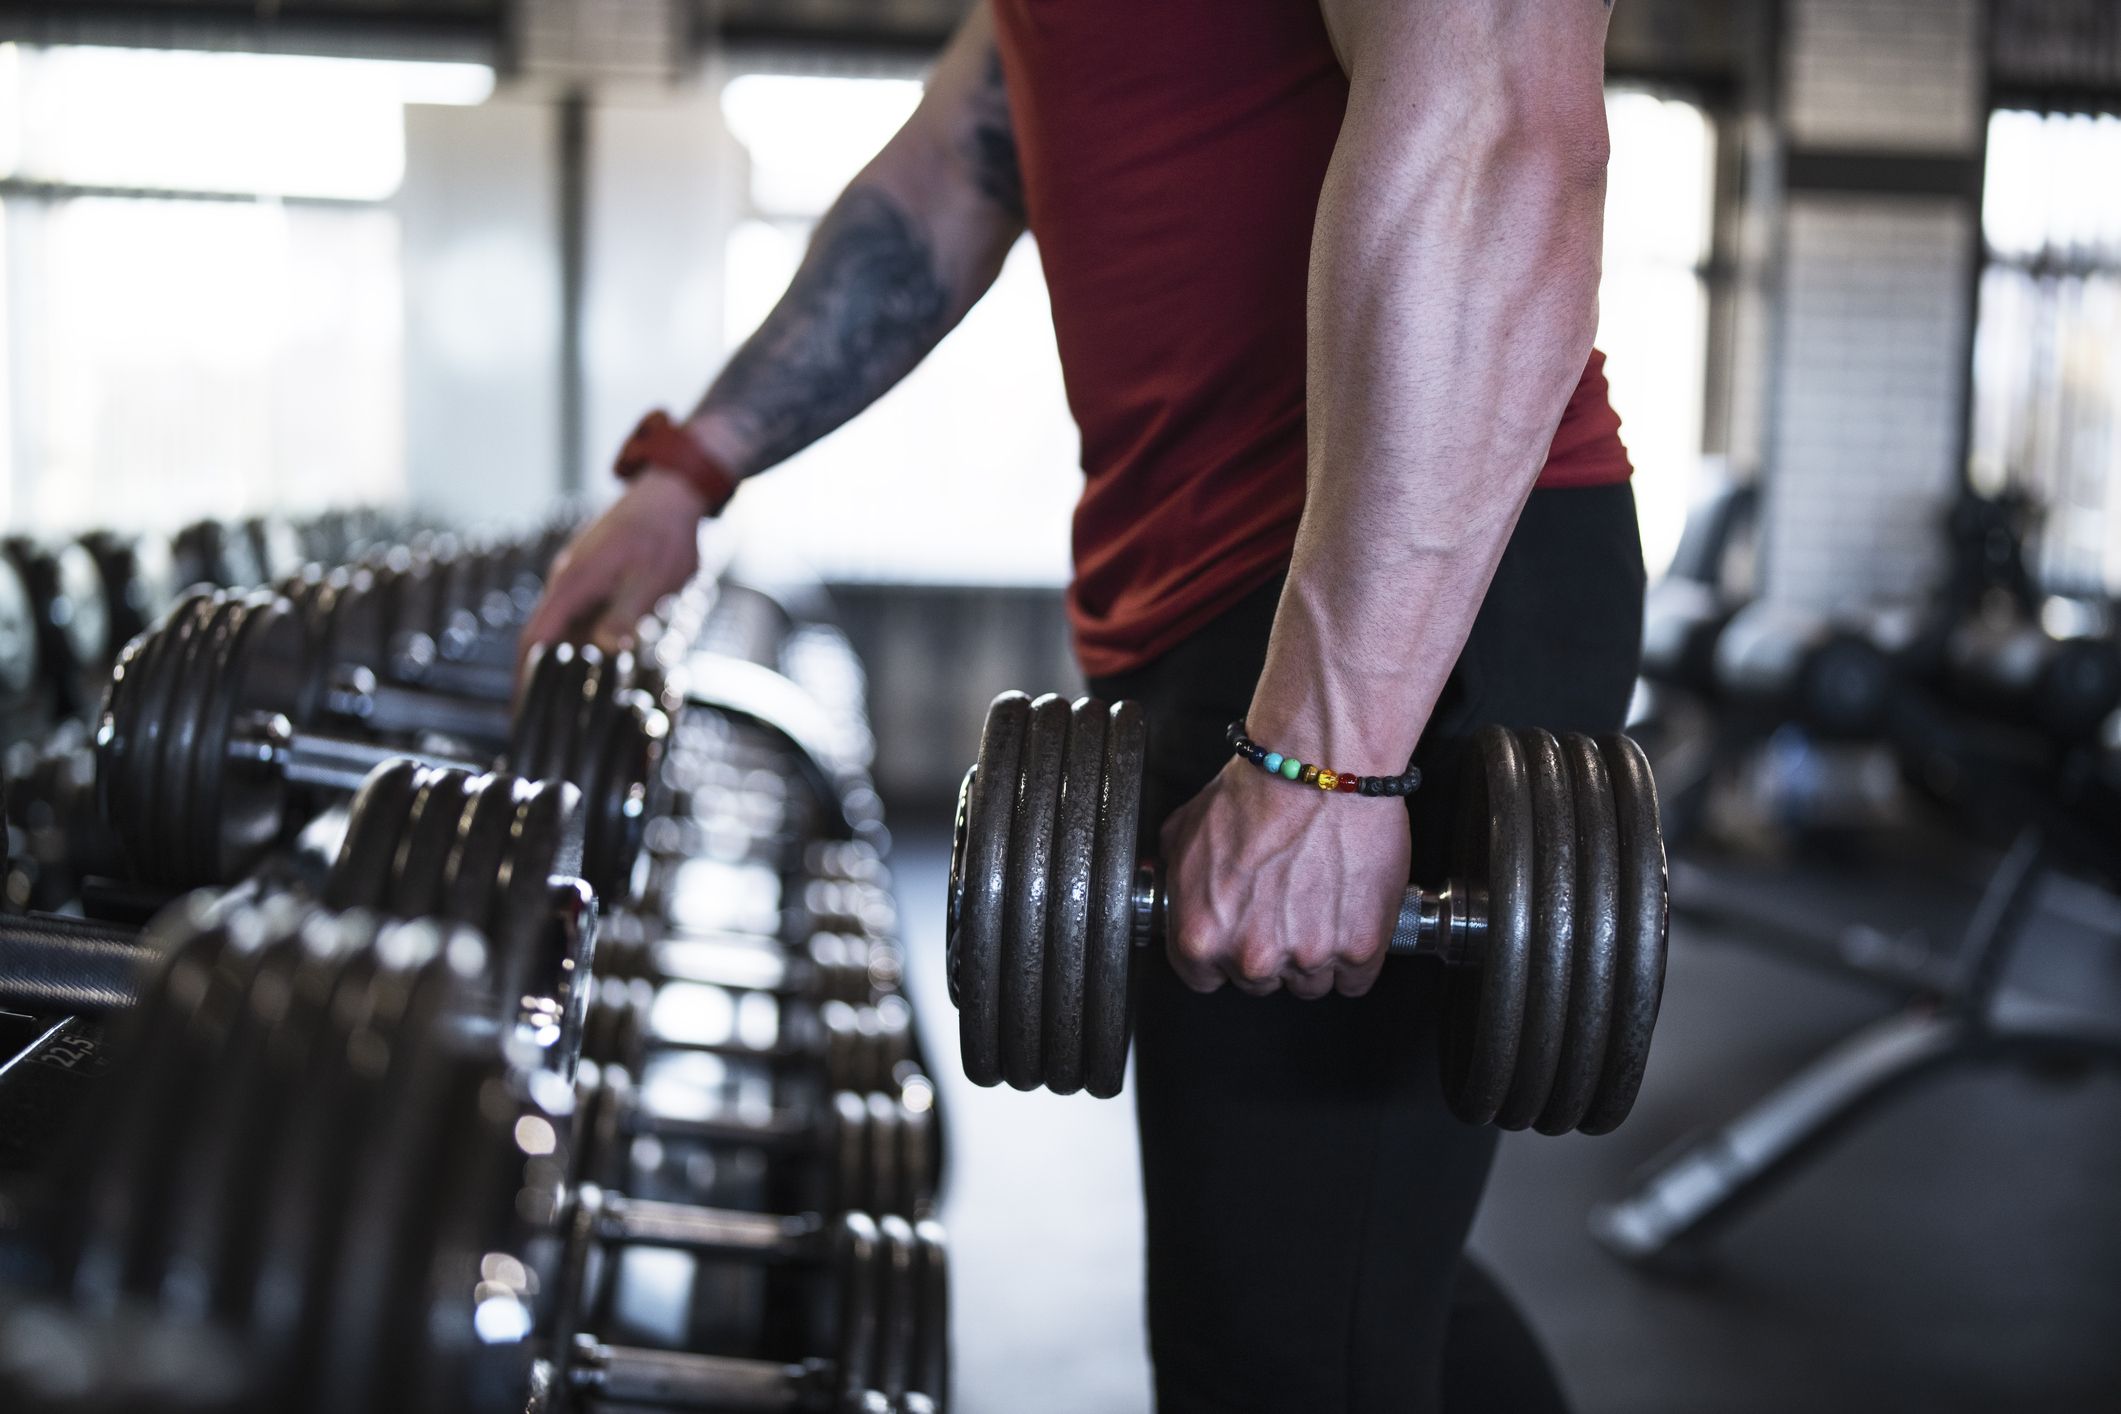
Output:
[1158, 758, 1410, 999]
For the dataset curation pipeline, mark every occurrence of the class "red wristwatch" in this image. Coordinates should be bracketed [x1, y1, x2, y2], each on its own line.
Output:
[614, 409, 742, 516]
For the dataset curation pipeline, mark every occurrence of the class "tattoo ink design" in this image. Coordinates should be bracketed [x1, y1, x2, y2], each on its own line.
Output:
[695, 190, 950, 472]
[965, 47, 1026, 220]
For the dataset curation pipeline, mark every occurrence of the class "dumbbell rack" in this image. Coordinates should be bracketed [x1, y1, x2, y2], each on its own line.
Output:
[0, 524, 951, 1411]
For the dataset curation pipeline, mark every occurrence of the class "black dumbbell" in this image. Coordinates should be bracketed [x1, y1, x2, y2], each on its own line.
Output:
[599, 909, 901, 1008]
[79, 531, 181, 658]
[947, 692, 1669, 1134]
[3, 538, 112, 721]
[33, 908, 947, 1413]
[0, 764, 597, 1070]
[94, 590, 664, 899]
[582, 980, 935, 1219]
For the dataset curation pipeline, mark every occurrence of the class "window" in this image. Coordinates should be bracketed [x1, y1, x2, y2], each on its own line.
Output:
[1600, 88, 1716, 579]
[0, 44, 492, 531]
[1970, 108, 2121, 594]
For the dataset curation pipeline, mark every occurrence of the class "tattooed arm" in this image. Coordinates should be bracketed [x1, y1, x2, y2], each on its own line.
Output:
[687, 8, 1023, 476]
[524, 3, 1023, 652]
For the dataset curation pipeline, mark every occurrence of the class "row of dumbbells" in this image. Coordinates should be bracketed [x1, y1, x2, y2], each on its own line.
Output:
[0, 524, 949, 1409]
[0, 510, 453, 738]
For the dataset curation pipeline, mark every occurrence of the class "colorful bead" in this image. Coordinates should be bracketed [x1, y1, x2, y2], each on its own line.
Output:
[1337, 773, 1359, 792]
[1280, 757, 1303, 780]
[1300, 764, 1319, 785]
[1262, 752, 1283, 774]
[1317, 770, 1338, 791]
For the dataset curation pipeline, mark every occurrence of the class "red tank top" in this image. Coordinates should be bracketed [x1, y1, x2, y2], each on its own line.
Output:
[991, 0, 1632, 677]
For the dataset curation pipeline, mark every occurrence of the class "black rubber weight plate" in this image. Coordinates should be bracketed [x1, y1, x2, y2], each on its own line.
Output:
[1080, 697, 1144, 1101]
[1440, 727, 1532, 1128]
[874, 1215, 919, 1402]
[831, 1213, 882, 1404]
[954, 693, 1030, 1089]
[157, 596, 240, 885]
[325, 759, 425, 912]
[211, 598, 312, 880]
[128, 595, 213, 880]
[911, 1218, 951, 1410]
[1494, 728, 1576, 1132]
[1578, 734, 1668, 1136]
[1037, 699, 1103, 1096]
[999, 694, 1069, 1092]
[1534, 734, 1620, 1136]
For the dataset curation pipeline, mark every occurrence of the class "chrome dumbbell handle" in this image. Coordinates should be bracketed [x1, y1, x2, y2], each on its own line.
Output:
[1129, 862, 1489, 966]
[228, 711, 485, 795]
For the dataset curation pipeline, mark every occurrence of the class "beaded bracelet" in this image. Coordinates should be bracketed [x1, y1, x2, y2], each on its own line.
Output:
[1226, 720, 1422, 797]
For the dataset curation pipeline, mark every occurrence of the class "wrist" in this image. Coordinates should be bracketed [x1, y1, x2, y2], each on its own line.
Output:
[614, 409, 743, 516]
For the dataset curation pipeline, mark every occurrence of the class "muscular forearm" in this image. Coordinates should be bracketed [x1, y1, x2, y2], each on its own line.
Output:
[684, 15, 1022, 479]
[1247, 30, 1610, 774]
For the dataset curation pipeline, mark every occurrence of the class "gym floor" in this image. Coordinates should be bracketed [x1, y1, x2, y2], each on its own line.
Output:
[892, 819, 2121, 1414]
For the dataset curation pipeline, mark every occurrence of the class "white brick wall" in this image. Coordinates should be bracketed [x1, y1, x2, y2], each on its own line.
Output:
[1783, 0, 1983, 153]
[1763, 197, 1974, 609]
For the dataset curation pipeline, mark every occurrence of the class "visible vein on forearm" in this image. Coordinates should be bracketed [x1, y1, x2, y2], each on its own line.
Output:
[694, 188, 950, 473]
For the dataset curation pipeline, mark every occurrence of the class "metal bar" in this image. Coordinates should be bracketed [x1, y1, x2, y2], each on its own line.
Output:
[1590, 1007, 1972, 1263]
[574, 1339, 803, 1410]
[0, 915, 143, 1013]
[597, 1194, 816, 1259]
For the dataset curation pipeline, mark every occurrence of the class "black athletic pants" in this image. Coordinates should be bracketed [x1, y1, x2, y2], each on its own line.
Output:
[1087, 483, 1646, 1414]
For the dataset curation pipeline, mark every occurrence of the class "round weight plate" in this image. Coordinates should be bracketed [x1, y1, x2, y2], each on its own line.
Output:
[201, 595, 308, 882]
[391, 768, 475, 920]
[309, 927, 469, 1414]
[54, 541, 112, 707]
[443, 772, 515, 936]
[122, 595, 211, 879]
[898, 1098, 936, 1218]
[1493, 729, 1576, 1132]
[241, 924, 382, 1386]
[830, 1213, 883, 1406]
[909, 1219, 950, 1411]
[873, 1215, 919, 1403]
[583, 696, 664, 904]
[535, 647, 596, 784]
[832, 1090, 871, 1215]
[325, 567, 387, 676]
[65, 906, 234, 1305]
[0, 554, 42, 710]
[1037, 700, 1105, 1095]
[1578, 734, 1668, 1136]
[213, 910, 363, 1329]
[494, 778, 580, 1010]
[325, 759, 425, 912]
[998, 695, 1070, 1091]
[1081, 698, 1145, 1101]
[1533, 735, 1619, 1136]
[157, 595, 245, 884]
[866, 1092, 906, 1219]
[91, 602, 160, 850]
[1439, 726, 1533, 1128]
[951, 693, 1031, 1088]
[158, 909, 310, 1316]
[122, 923, 278, 1301]
[507, 643, 561, 777]
[570, 646, 624, 790]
